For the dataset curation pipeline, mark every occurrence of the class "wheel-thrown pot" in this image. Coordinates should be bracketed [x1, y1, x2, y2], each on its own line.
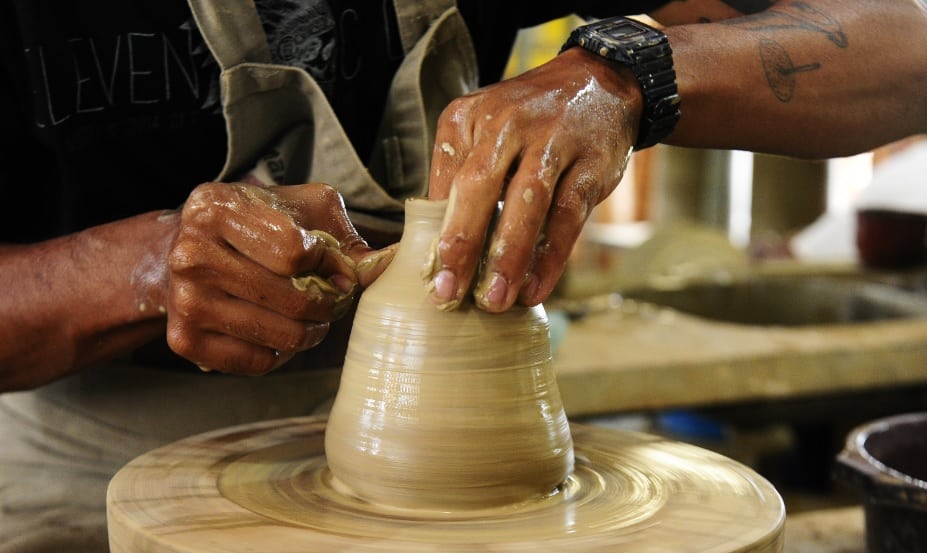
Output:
[325, 198, 574, 510]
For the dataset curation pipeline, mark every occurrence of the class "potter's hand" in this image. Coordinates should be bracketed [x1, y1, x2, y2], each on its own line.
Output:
[167, 182, 384, 375]
[427, 47, 642, 312]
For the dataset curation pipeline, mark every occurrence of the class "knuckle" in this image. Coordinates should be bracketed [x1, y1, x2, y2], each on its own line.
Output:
[553, 179, 595, 223]
[537, 233, 570, 266]
[437, 231, 480, 270]
[277, 242, 311, 275]
[168, 281, 205, 319]
[312, 182, 341, 205]
[182, 183, 224, 220]
[166, 321, 199, 360]
[167, 235, 203, 273]
[274, 229, 324, 276]
[441, 96, 476, 126]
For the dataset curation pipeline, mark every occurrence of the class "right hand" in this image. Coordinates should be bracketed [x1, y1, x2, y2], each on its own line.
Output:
[426, 47, 641, 313]
[166, 182, 392, 375]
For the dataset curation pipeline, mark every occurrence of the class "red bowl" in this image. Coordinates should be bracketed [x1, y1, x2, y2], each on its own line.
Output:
[835, 413, 927, 553]
[856, 209, 927, 269]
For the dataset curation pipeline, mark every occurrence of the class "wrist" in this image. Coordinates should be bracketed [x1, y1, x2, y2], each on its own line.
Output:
[559, 47, 645, 140]
[127, 210, 182, 319]
[560, 16, 680, 150]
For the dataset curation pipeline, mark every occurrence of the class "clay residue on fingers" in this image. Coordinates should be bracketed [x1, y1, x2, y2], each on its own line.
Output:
[422, 237, 461, 312]
[421, 192, 463, 312]
[291, 272, 356, 320]
[291, 273, 344, 296]
[472, 237, 509, 306]
[291, 230, 358, 301]
[356, 244, 398, 286]
[303, 229, 344, 253]
[439, 142, 457, 157]
[489, 237, 508, 259]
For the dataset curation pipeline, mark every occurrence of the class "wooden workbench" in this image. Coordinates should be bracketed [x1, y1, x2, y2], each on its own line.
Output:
[784, 507, 866, 553]
[552, 306, 927, 417]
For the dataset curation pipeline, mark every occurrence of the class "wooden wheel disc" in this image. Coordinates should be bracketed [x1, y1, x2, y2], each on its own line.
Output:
[107, 416, 784, 552]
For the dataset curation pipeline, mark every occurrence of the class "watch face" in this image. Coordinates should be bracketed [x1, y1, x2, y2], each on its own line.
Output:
[596, 18, 664, 49]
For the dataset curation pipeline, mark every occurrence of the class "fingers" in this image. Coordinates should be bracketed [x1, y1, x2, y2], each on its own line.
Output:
[424, 51, 639, 313]
[471, 144, 562, 312]
[518, 165, 598, 308]
[167, 182, 371, 375]
[428, 96, 477, 201]
[167, 289, 330, 376]
[428, 125, 575, 312]
[426, 100, 522, 310]
[275, 182, 375, 263]
[354, 244, 398, 289]
[427, 135, 605, 312]
[185, 184, 361, 288]
[170, 234, 353, 321]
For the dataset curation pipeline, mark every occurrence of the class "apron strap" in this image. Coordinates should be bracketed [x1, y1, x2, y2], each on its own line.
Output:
[392, 0, 458, 54]
[188, 0, 457, 66]
[184, 0, 474, 226]
[187, 0, 271, 70]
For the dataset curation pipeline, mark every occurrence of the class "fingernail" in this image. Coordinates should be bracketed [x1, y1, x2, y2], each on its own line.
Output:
[432, 269, 458, 302]
[302, 324, 328, 350]
[521, 273, 541, 303]
[479, 272, 508, 309]
[274, 350, 295, 370]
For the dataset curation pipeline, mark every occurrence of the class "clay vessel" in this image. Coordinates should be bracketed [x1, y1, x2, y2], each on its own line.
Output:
[835, 412, 927, 553]
[325, 198, 574, 511]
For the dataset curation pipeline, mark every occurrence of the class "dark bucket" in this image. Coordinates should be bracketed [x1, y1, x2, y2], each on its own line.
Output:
[835, 412, 927, 553]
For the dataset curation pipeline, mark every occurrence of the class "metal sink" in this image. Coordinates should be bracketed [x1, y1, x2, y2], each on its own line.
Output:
[620, 276, 927, 326]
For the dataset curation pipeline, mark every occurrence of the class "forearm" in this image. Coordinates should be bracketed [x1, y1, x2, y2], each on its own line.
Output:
[0, 210, 179, 391]
[661, 0, 927, 158]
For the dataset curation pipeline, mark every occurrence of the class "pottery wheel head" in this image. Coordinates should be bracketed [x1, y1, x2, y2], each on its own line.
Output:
[107, 416, 785, 553]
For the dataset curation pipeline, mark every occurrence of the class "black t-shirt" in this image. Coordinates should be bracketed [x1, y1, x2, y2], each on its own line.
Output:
[0, 0, 668, 242]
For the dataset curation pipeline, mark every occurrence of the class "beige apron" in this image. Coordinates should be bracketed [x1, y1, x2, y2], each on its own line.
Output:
[190, 0, 477, 234]
[0, 2, 476, 551]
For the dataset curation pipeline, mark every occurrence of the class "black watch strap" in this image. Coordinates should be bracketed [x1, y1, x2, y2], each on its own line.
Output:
[561, 17, 681, 150]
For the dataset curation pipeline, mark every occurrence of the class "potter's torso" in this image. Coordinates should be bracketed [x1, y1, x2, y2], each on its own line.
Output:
[0, 0, 674, 242]
[0, 1, 405, 240]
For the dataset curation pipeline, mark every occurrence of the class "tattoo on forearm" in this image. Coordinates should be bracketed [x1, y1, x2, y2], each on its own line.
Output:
[724, 1, 848, 47]
[759, 39, 820, 102]
[721, 1, 847, 103]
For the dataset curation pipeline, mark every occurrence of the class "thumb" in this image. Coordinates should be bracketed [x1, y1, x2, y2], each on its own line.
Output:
[353, 244, 398, 289]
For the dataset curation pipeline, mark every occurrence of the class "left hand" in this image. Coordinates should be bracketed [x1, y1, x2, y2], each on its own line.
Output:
[166, 181, 390, 375]
[427, 47, 643, 312]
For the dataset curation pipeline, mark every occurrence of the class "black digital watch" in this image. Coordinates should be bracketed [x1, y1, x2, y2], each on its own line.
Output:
[560, 17, 681, 150]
